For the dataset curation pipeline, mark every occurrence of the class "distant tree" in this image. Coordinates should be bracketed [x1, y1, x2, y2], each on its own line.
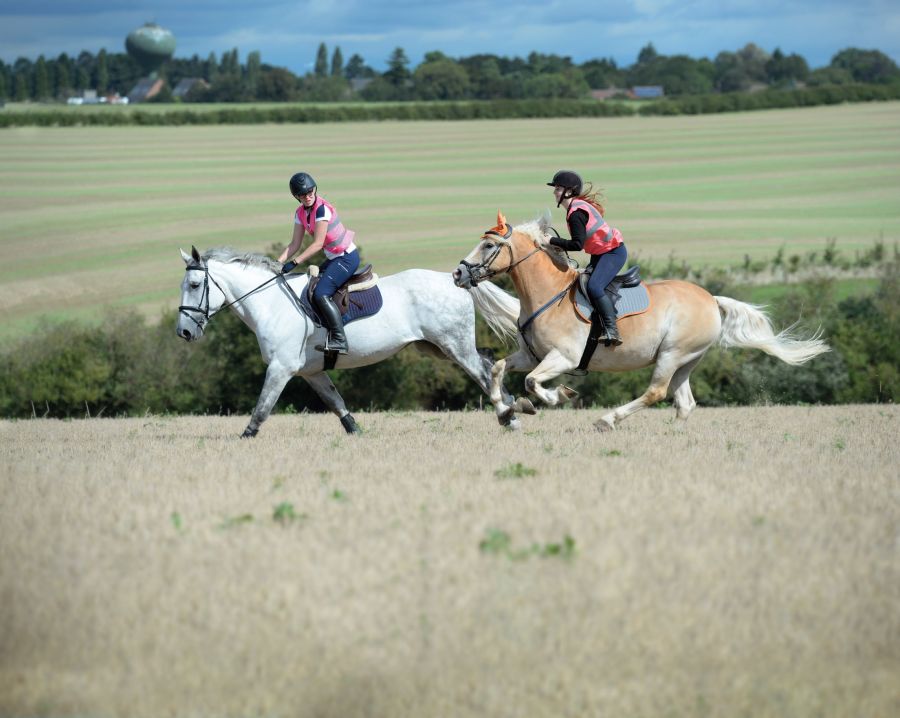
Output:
[637, 43, 658, 64]
[714, 51, 751, 92]
[33, 56, 50, 99]
[360, 75, 400, 101]
[220, 48, 239, 76]
[384, 47, 411, 87]
[256, 67, 298, 101]
[344, 53, 374, 80]
[523, 70, 589, 98]
[315, 43, 328, 77]
[95, 49, 109, 93]
[830, 48, 900, 84]
[806, 66, 854, 86]
[527, 51, 573, 75]
[0, 61, 8, 100]
[765, 48, 809, 86]
[413, 58, 470, 100]
[736, 43, 769, 82]
[245, 50, 261, 95]
[55, 53, 73, 96]
[580, 58, 621, 89]
[14, 72, 29, 101]
[205, 52, 219, 83]
[330, 46, 343, 77]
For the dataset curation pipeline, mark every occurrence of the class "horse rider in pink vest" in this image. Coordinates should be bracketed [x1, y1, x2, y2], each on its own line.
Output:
[278, 172, 360, 354]
[547, 170, 626, 345]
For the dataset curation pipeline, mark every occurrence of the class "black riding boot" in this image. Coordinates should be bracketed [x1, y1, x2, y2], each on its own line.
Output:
[594, 293, 622, 346]
[313, 294, 349, 354]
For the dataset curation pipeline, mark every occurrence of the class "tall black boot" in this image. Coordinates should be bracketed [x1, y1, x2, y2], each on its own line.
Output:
[313, 294, 349, 354]
[594, 293, 622, 346]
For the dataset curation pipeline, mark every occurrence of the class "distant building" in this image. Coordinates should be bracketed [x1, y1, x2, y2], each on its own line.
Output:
[172, 78, 209, 100]
[631, 86, 665, 99]
[590, 88, 627, 100]
[128, 77, 165, 103]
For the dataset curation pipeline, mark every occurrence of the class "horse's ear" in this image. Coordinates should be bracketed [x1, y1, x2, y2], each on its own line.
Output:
[191, 245, 201, 263]
[497, 210, 507, 229]
[180, 248, 192, 265]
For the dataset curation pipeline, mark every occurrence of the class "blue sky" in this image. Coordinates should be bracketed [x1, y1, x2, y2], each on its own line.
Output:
[2, 1, 898, 72]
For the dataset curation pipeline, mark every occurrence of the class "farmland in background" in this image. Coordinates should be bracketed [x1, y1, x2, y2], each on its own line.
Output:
[1, 101, 898, 340]
[1, 405, 897, 717]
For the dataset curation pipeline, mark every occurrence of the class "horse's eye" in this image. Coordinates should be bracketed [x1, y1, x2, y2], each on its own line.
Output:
[483, 243, 495, 250]
[190, 282, 201, 289]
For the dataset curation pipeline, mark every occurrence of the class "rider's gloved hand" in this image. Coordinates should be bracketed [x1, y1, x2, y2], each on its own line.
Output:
[281, 261, 297, 274]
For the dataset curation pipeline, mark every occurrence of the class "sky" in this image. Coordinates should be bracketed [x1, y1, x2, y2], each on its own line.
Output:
[2, 0, 899, 72]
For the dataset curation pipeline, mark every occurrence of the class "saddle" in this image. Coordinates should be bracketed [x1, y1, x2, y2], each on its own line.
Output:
[307, 263, 377, 315]
[578, 264, 642, 304]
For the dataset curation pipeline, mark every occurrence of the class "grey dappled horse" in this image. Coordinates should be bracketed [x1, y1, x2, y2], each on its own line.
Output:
[176, 247, 524, 437]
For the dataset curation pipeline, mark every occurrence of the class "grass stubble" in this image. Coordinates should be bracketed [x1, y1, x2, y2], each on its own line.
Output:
[0, 404, 897, 717]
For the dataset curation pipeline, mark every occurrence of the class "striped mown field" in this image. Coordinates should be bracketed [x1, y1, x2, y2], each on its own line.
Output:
[1, 102, 898, 338]
[1, 405, 897, 717]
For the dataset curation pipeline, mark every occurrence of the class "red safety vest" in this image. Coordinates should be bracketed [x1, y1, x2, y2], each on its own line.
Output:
[567, 199, 622, 255]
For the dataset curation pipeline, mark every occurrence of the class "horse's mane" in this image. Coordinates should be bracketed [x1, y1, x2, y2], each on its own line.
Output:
[514, 215, 575, 273]
[203, 247, 282, 273]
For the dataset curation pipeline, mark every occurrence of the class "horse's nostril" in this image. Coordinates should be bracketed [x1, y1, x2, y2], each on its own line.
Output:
[452, 269, 460, 280]
[181, 329, 192, 339]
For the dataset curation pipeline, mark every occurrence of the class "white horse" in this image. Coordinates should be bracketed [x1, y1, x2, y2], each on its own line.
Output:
[176, 247, 524, 437]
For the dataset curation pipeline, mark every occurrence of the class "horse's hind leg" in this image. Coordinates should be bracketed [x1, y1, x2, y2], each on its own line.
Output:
[669, 353, 706, 421]
[303, 372, 361, 434]
[596, 350, 683, 432]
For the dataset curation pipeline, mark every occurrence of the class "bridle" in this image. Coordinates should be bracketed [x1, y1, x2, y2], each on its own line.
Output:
[458, 224, 542, 287]
[179, 261, 281, 334]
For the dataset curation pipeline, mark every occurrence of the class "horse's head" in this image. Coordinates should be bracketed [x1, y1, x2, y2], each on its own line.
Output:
[453, 210, 554, 288]
[176, 246, 227, 341]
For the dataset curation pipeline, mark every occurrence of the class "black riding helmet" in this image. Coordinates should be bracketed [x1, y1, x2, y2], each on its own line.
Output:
[289, 172, 317, 199]
[547, 170, 583, 207]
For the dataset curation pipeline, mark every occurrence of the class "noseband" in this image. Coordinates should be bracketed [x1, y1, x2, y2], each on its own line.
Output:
[178, 263, 228, 333]
[459, 224, 542, 286]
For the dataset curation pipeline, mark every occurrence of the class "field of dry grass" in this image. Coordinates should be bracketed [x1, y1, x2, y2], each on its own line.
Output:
[1, 404, 897, 717]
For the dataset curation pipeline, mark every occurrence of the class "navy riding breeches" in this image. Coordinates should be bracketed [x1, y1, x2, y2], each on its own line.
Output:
[587, 243, 627, 303]
[313, 249, 361, 298]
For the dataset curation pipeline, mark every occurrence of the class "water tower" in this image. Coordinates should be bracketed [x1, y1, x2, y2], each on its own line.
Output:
[126, 22, 176, 78]
[125, 22, 176, 101]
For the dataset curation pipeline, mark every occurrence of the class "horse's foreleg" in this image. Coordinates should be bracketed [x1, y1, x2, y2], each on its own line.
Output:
[303, 372, 361, 434]
[242, 364, 292, 438]
[524, 349, 580, 406]
[491, 350, 538, 427]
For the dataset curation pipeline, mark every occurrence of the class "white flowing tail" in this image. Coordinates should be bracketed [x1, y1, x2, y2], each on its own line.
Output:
[715, 296, 830, 365]
[468, 281, 520, 345]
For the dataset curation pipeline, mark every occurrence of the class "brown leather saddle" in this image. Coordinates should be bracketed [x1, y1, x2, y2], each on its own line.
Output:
[307, 264, 374, 315]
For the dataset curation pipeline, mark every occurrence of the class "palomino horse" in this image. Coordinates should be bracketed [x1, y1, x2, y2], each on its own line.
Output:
[176, 246, 523, 437]
[453, 213, 829, 431]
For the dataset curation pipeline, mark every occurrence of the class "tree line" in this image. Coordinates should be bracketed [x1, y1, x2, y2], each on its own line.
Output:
[2, 43, 898, 104]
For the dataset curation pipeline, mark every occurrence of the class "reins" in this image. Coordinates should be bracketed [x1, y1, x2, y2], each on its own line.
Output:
[179, 262, 285, 332]
[458, 224, 543, 286]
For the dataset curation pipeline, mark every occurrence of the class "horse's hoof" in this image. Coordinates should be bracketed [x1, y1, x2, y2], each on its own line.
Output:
[513, 397, 537, 415]
[505, 418, 522, 431]
[340, 414, 361, 435]
[558, 385, 579, 401]
[240, 428, 258, 439]
[594, 418, 615, 433]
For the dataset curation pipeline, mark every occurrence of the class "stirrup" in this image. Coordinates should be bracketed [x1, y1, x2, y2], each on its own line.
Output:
[315, 336, 348, 354]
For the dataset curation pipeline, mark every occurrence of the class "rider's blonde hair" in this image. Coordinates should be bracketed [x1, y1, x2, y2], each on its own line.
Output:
[577, 183, 606, 215]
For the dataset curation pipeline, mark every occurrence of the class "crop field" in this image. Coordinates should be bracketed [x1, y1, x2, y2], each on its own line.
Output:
[1, 102, 898, 339]
[1, 404, 897, 717]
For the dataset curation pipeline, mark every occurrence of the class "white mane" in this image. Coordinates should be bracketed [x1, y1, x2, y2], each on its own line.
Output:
[203, 247, 281, 273]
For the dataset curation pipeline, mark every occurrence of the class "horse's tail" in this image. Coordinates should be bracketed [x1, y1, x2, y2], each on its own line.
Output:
[714, 295, 830, 365]
[467, 281, 520, 345]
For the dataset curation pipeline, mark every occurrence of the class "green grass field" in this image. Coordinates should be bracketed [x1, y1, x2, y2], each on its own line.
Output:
[1, 102, 898, 340]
